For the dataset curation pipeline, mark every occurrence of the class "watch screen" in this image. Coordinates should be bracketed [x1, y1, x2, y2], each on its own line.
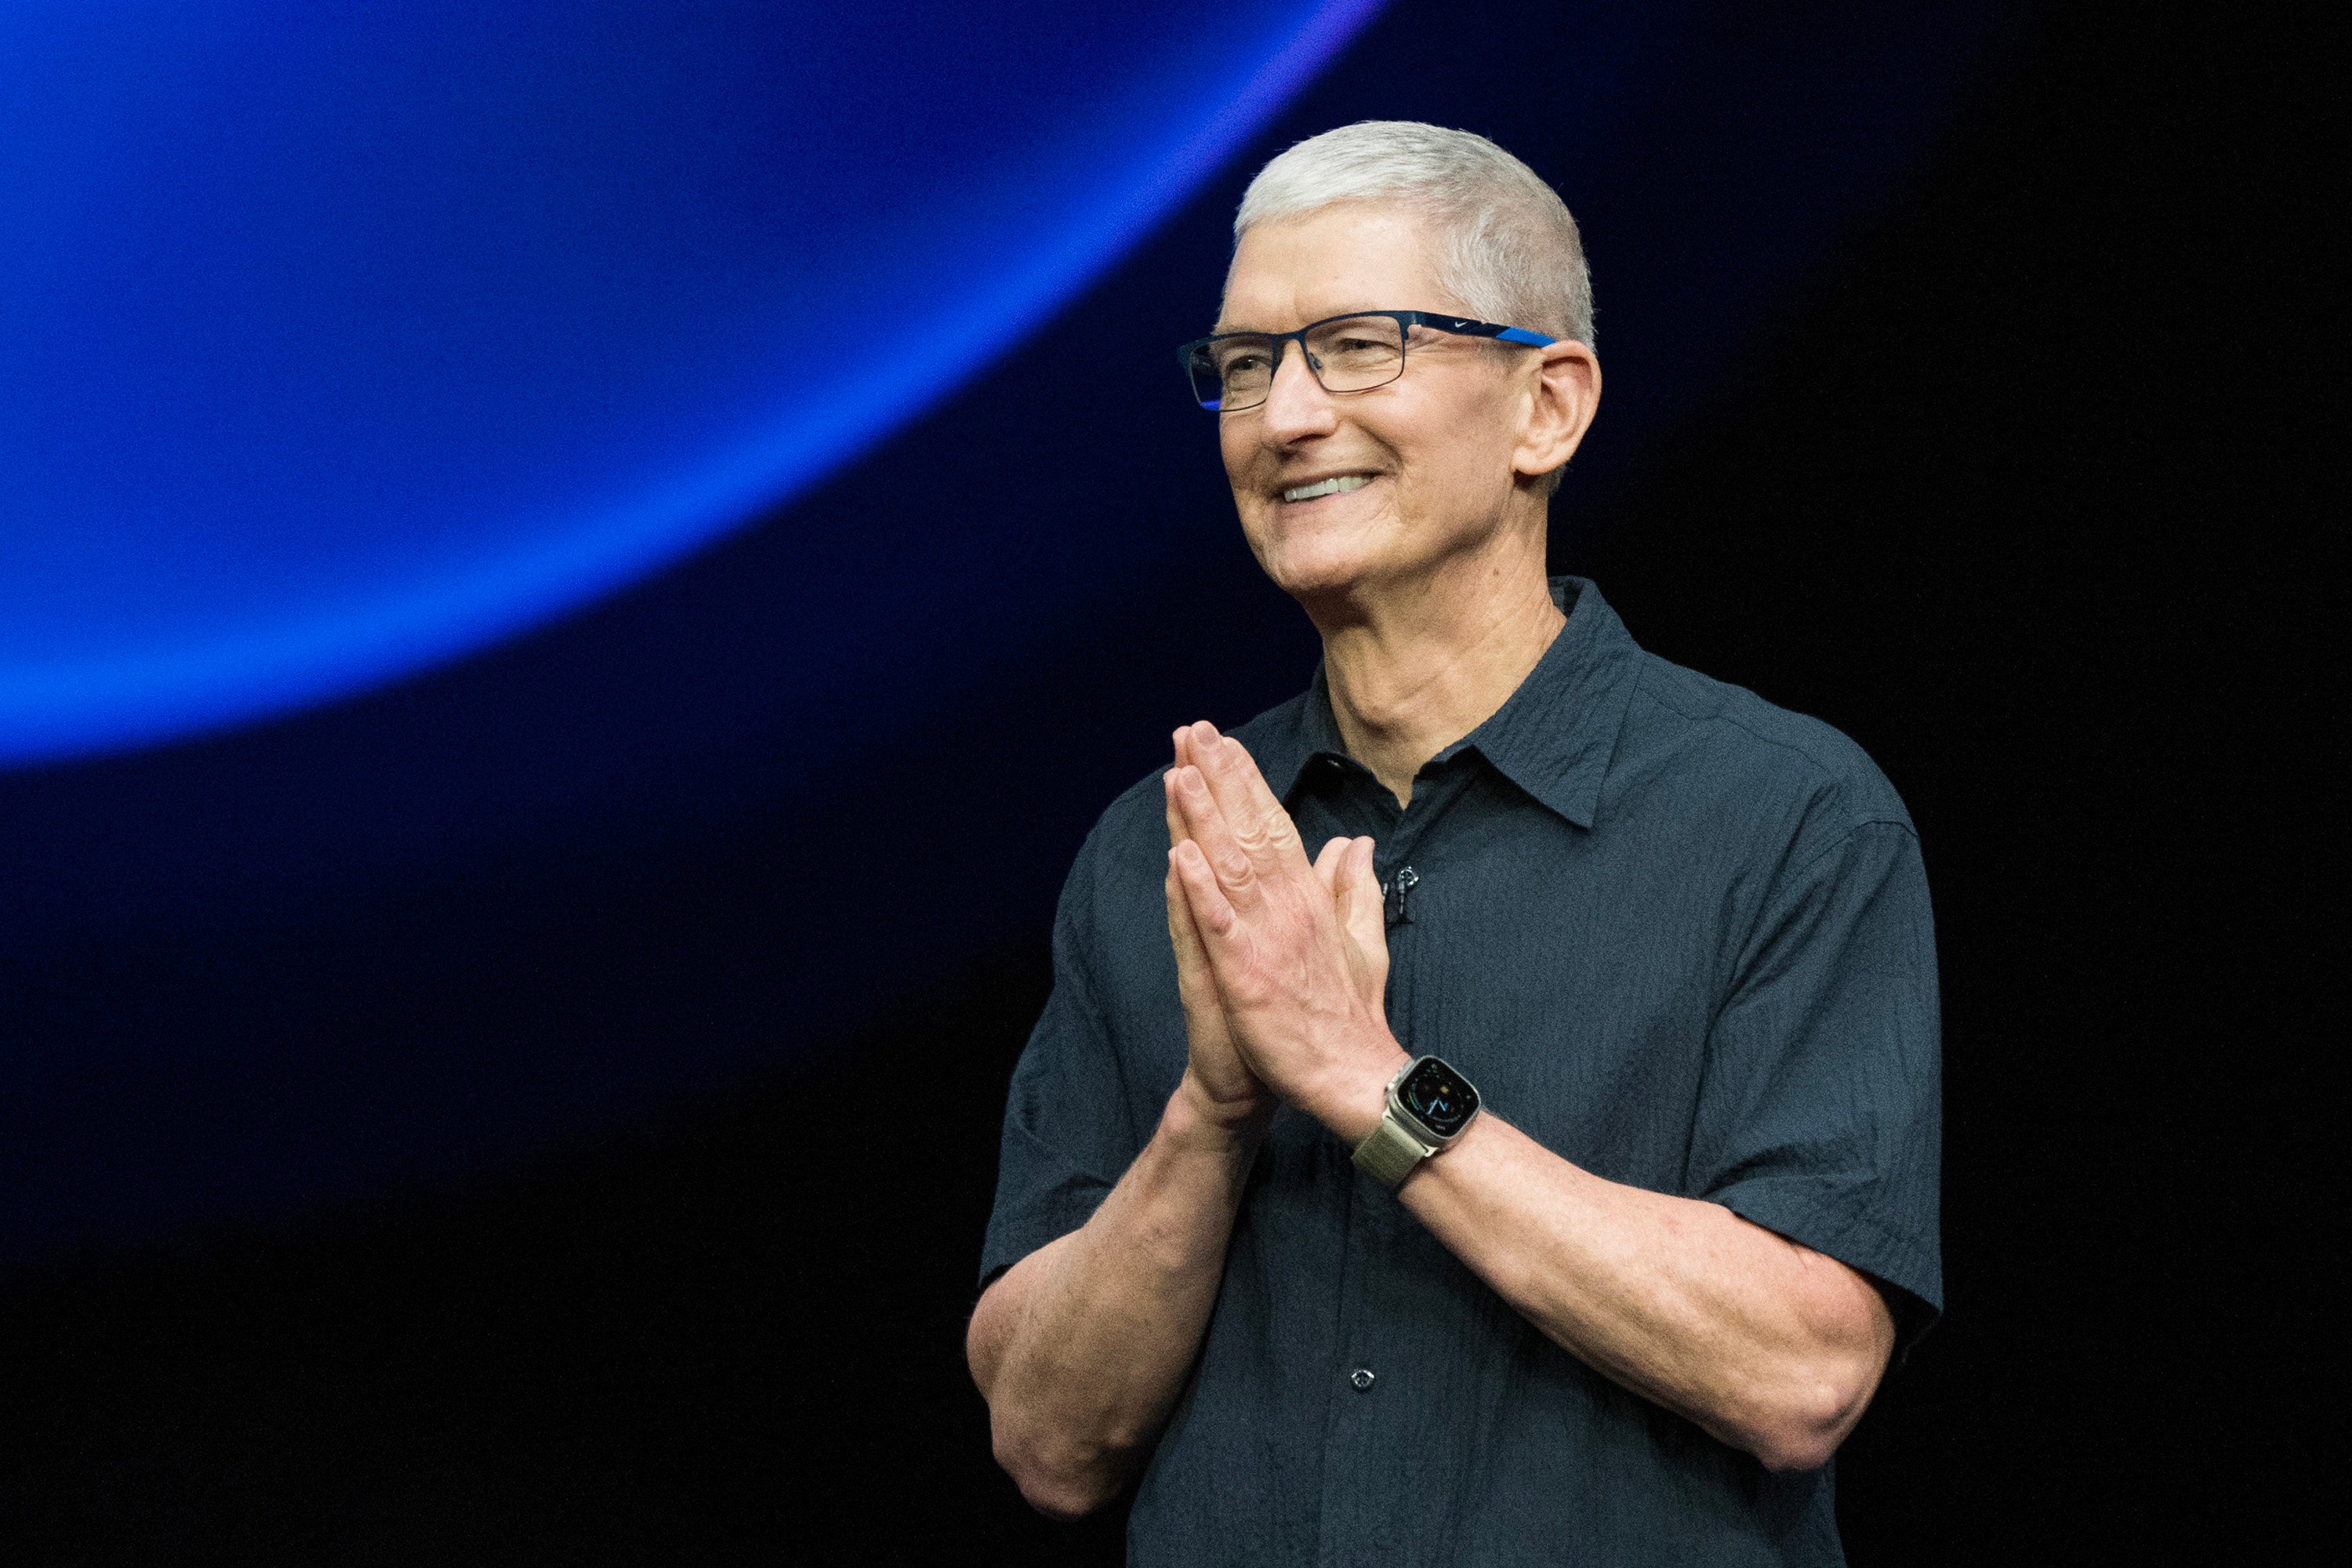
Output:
[1400, 1057, 1479, 1138]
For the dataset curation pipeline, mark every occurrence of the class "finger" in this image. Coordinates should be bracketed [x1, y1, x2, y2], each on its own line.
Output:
[1339, 837, 1390, 975]
[1178, 720, 1225, 770]
[1164, 852, 1218, 998]
[1218, 734, 1309, 873]
[1176, 720, 1211, 791]
[1196, 729, 1308, 876]
[1163, 848, 1198, 955]
[1329, 833, 1367, 931]
[1171, 764, 1264, 911]
[1214, 733, 1308, 860]
[1163, 767, 1187, 851]
[1171, 837, 1240, 938]
[1312, 836, 1349, 897]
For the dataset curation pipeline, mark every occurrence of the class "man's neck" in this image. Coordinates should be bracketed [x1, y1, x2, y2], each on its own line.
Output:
[1313, 554, 1566, 809]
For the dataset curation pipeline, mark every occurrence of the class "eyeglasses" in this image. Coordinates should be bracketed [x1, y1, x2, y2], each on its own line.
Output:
[1177, 310, 1556, 413]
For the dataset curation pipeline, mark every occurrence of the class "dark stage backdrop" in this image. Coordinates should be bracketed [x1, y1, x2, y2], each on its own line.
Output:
[0, 2, 2326, 1562]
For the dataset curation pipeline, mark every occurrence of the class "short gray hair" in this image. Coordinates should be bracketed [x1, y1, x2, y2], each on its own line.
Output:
[1234, 121, 1594, 348]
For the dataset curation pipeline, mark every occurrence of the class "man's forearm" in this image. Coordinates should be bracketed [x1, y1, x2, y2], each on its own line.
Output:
[1399, 1112, 1895, 1472]
[967, 1081, 1259, 1518]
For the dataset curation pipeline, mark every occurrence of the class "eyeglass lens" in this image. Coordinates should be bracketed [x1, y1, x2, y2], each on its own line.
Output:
[1187, 315, 1406, 411]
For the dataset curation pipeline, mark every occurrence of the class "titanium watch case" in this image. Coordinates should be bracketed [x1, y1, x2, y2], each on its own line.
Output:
[1351, 1054, 1482, 1188]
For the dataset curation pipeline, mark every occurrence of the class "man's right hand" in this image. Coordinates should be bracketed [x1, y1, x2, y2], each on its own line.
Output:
[1165, 728, 1274, 1133]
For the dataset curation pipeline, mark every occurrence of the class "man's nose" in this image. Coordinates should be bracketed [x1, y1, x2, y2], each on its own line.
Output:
[1258, 339, 1339, 438]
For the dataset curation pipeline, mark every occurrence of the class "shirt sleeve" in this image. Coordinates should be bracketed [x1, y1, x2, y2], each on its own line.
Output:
[978, 849, 1146, 1291]
[1692, 819, 1944, 1341]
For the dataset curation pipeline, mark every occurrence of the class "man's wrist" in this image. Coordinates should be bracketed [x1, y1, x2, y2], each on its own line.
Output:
[1303, 1038, 1414, 1148]
[1167, 1069, 1274, 1153]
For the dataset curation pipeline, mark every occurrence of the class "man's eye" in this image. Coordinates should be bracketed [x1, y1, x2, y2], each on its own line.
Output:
[1221, 352, 1270, 376]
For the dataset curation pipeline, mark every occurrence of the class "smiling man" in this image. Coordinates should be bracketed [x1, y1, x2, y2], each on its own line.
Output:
[966, 122, 1940, 1566]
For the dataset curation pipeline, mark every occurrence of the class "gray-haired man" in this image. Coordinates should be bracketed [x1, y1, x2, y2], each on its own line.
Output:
[967, 122, 1940, 1565]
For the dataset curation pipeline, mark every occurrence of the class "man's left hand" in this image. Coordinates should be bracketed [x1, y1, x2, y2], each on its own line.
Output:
[1165, 720, 1406, 1144]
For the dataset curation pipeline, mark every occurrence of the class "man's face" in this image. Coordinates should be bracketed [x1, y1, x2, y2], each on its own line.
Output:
[1216, 201, 1545, 604]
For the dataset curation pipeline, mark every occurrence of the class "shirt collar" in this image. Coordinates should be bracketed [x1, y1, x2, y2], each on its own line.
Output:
[1454, 576, 1642, 829]
[1252, 577, 1642, 831]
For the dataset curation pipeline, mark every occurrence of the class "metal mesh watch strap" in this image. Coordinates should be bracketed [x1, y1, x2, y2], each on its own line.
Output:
[1352, 1104, 1436, 1188]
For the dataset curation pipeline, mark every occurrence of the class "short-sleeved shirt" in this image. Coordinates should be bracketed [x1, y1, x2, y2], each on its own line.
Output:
[981, 577, 1940, 1566]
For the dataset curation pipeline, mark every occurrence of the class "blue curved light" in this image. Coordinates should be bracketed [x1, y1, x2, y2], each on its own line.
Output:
[0, 0, 1383, 768]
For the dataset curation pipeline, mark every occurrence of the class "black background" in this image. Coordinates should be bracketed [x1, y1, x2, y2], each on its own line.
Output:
[0, 1, 2328, 1561]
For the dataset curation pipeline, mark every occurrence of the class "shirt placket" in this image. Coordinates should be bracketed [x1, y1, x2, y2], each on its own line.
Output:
[1315, 761, 1472, 1566]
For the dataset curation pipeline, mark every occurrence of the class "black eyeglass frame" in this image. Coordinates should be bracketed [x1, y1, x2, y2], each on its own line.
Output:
[1177, 309, 1558, 412]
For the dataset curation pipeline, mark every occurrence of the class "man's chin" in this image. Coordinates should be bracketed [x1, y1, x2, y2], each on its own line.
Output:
[1261, 551, 1388, 607]
[1244, 518, 1368, 591]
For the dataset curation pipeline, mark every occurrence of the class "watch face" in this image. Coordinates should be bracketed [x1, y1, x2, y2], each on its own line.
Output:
[1399, 1057, 1479, 1138]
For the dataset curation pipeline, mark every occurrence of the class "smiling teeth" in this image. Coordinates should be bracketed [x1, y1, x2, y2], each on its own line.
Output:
[1283, 474, 1372, 503]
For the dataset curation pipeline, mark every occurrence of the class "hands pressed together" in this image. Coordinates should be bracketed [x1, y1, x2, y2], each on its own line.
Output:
[1160, 720, 1411, 1148]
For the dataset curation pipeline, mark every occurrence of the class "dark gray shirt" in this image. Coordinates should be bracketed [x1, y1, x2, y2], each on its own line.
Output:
[981, 578, 1941, 1566]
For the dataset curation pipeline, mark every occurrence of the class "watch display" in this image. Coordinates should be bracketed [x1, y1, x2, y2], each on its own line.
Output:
[1398, 1056, 1479, 1138]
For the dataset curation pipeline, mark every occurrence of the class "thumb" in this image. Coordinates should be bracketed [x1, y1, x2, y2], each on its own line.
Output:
[1337, 837, 1391, 997]
[1312, 835, 1350, 897]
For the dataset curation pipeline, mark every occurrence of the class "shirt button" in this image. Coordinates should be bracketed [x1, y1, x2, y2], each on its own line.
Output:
[1348, 1367, 1375, 1391]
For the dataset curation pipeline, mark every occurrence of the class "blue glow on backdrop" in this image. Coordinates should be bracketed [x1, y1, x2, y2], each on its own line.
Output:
[0, 0, 1382, 767]
[0, 1, 2006, 1268]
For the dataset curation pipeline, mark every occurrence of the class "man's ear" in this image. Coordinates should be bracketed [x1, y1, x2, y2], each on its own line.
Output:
[1515, 341, 1600, 481]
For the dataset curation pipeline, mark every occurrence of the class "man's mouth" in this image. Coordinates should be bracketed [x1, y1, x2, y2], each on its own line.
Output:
[1279, 474, 1374, 504]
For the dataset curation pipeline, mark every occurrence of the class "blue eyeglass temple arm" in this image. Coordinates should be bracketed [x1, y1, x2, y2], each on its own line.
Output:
[1403, 311, 1557, 347]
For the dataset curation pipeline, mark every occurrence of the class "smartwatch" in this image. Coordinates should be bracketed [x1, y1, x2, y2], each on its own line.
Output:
[1351, 1054, 1483, 1189]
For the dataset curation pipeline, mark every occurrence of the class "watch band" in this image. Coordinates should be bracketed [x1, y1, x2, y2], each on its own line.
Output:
[1352, 1108, 1436, 1187]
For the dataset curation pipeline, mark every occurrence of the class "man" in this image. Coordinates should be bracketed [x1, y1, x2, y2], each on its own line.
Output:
[967, 122, 1939, 1565]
